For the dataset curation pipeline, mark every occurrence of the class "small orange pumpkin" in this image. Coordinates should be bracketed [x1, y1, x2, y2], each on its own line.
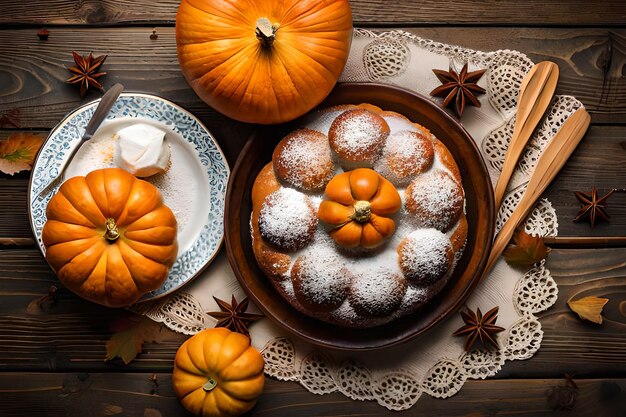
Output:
[42, 168, 178, 307]
[176, 0, 353, 124]
[318, 168, 401, 248]
[173, 328, 265, 417]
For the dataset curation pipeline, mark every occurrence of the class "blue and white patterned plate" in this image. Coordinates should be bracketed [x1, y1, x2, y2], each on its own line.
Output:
[28, 93, 230, 301]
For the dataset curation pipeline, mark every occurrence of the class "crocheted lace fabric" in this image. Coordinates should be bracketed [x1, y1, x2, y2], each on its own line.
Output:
[132, 29, 583, 410]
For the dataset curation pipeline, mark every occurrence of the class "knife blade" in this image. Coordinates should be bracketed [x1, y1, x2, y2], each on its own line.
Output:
[35, 83, 124, 197]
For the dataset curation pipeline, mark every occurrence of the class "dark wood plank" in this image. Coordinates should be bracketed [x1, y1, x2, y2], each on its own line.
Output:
[0, 178, 33, 239]
[0, 27, 624, 132]
[0, 247, 623, 376]
[0, 248, 186, 371]
[499, 247, 626, 378]
[2, 125, 624, 240]
[2, 0, 626, 26]
[0, 373, 624, 417]
[542, 125, 626, 237]
[0, 128, 41, 238]
[0, 28, 253, 164]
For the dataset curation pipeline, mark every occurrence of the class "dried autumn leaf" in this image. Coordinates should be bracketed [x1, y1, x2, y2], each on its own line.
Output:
[503, 229, 551, 267]
[105, 315, 183, 364]
[0, 132, 44, 175]
[567, 296, 609, 324]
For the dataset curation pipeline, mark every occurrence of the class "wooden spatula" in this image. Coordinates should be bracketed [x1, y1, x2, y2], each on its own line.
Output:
[493, 61, 560, 209]
[484, 107, 591, 274]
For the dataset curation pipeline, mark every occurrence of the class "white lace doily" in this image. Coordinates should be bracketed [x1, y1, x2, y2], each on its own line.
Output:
[133, 29, 584, 411]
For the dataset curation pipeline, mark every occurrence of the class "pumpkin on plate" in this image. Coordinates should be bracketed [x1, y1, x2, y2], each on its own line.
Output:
[172, 328, 265, 417]
[175, 0, 353, 124]
[318, 168, 401, 248]
[42, 168, 178, 307]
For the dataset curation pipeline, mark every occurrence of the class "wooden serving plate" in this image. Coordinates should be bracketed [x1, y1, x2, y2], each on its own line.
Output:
[225, 83, 495, 351]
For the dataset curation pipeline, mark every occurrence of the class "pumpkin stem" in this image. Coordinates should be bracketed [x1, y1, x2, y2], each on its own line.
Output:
[256, 17, 278, 48]
[104, 218, 120, 241]
[352, 201, 372, 223]
[203, 377, 217, 392]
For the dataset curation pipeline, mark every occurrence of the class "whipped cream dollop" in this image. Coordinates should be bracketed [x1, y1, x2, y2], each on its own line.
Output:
[114, 123, 171, 177]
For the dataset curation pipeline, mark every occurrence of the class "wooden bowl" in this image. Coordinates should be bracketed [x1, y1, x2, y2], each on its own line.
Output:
[225, 83, 495, 351]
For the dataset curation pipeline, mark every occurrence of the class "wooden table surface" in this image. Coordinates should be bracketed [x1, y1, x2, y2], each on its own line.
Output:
[1, 1, 625, 416]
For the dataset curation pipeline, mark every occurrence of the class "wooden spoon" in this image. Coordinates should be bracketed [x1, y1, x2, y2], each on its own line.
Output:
[484, 107, 591, 274]
[493, 61, 560, 209]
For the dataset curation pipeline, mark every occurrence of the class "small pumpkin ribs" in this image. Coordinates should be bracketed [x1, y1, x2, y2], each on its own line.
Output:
[318, 168, 401, 249]
[42, 168, 178, 307]
[172, 328, 265, 417]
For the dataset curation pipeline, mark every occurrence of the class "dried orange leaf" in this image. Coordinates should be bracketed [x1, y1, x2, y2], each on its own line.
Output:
[105, 315, 182, 364]
[0, 132, 44, 175]
[567, 296, 609, 324]
[503, 229, 551, 267]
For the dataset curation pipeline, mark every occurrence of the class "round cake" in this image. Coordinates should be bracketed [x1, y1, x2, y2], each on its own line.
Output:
[250, 104, 467, 328]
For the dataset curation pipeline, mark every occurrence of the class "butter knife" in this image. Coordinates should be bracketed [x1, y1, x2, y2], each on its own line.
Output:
[35, 83, 125, 197]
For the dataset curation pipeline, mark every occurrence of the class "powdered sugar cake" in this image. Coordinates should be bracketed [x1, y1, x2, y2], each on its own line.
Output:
[250, 103, 468, 328]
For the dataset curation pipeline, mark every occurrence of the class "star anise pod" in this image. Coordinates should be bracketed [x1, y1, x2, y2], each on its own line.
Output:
[453, 306, 504, 351]
[66, 51, 107, 97]
[207, 295, 263, 337]
[573, 187, 614, 228]
[430, 63, 486, 118]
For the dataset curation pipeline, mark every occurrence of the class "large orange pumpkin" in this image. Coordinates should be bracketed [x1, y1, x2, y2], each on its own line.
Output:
[176, 0, 353, 124]
[42, 168, 178, 307]
[173, 328, 265, 417]
[318, 168, 401, 248]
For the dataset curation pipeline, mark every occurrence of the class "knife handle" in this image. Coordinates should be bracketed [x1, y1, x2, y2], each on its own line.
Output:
[34, 84, 125, 198]
[83, 83, 125, 141]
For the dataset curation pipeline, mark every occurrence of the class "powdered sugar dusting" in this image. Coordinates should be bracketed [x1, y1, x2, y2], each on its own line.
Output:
[412, 171, 459, 213]
[279, 279, 296, 299]
[329, 110, 388, 163]
[259, 188, 316, 251]
[398, 284, 429, 311]
[400, 229, 452, 285]
[293, 249, 350, 308]
[330, 301, 362, 325]
[387, 130, 427, 161]
[302, 110, 350, 135]
[383, 114, 416, 132]
[375, 130, 433, 183]
[407, 171, 463, 230]
[349, 266, 406, 316]
[275, 130, 334, 190]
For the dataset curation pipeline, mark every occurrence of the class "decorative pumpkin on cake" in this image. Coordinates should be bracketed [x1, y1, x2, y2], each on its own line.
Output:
[42, 168, 178, 307]
[318, 168, 401, 248]
[172, 328, 265, 417]
[175, 0, 353, 124]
